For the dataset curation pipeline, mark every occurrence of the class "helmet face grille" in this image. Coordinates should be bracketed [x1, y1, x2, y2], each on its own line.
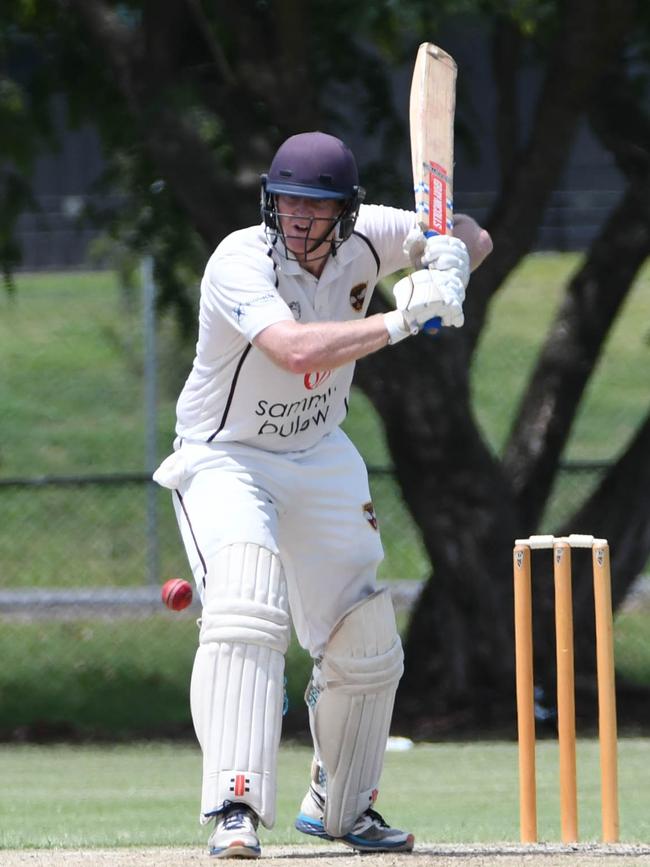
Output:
[265, 131, 359, 200]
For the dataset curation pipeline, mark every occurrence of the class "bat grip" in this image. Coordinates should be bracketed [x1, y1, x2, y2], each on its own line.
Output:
[423, 316, 442, 333]
[423, 229, 442, 333]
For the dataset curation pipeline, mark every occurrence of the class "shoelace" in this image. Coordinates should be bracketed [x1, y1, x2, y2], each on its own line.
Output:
[222, 809, 251, 830]
[364, 808, 389, 828]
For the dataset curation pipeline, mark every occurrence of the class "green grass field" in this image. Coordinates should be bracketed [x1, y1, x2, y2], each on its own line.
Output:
[2, 255, 648, 587]
[1, 256, 649, 586]
[1, 740, 649, 848]
[470, 253, 650, 458]
[0, 257, 648, 741]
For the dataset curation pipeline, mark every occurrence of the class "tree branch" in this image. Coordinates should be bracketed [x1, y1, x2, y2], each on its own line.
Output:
[185, 0, 236, 86]
[502, 176, 650, 525]
[564, 409, 650, 615]
[65, 0, 257, 244]
[491, 14, 521, 182]
[502, 60, 650, 527]
[463, 0, 635, 353]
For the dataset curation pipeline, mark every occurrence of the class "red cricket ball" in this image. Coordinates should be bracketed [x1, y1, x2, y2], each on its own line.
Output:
[161, 577, 193, 611]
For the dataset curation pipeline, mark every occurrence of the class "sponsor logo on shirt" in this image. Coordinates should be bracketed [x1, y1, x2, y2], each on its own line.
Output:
[231, 293, 278, 323]
[255, 386, 336, 438]
[252, 292, 277, 305]
[349, 281, 368, 312]
[304, 370, 331, 390]
[288, 301, 301, 320]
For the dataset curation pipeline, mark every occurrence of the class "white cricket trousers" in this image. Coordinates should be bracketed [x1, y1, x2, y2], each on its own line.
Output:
[171, 427, 384, 656]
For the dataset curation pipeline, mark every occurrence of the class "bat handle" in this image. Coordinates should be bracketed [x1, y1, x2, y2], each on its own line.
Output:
[423, 315, 442, 333]
[422, 229, 443, 334]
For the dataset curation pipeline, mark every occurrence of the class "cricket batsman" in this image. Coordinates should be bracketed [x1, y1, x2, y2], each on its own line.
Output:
[154, 131, 492, 858]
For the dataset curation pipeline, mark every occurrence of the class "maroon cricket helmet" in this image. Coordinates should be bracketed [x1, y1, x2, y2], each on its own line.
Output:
[264, 131, 360, 199]
[261, 131, 365, 243]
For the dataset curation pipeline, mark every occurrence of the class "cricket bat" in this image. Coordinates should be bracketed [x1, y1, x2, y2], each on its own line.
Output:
[409, 42, 457, 331]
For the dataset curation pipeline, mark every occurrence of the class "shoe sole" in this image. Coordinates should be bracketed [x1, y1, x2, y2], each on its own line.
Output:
[209, 841, 261, 859]
[295, 814, 334, 841]
[338, 832, 415, 853]
[295, 813, 415, 852]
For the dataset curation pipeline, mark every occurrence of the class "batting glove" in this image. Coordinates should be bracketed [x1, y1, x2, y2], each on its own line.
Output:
[402, 226, 427, 269]
[421, 235, 470, 296]
[384, 268, 465, 344]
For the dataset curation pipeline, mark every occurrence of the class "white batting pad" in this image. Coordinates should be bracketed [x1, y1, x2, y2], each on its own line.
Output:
[190, 543, 290, 828]
[306, 589, 404, 836]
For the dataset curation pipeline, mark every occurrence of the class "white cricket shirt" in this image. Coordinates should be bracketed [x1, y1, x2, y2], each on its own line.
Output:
[175, 204, 416, 452]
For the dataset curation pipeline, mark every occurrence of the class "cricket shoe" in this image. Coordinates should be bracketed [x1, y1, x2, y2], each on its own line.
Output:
[295, 785, 414, 853]
[208, 802, 261, 859]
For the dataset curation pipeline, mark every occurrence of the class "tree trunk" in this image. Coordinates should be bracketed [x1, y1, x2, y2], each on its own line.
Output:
[503, 171, 650, 529]
[527, 412, 650, 729]
[504, 51, 650, 528]
[568, 410, 650, 634]
[355, 329, 520, 735]
[502, 59, 650, 720]
[463, 0, 635, 352]
[357, 0, 643, 733]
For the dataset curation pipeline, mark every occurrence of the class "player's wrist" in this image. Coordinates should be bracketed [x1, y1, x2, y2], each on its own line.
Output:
[383, 310, 413, 345]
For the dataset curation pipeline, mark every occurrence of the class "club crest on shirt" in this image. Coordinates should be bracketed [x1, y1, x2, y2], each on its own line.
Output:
[349, 282, 368, 312]
[288, 300, 301, 320]
[363, 501, 378, 531]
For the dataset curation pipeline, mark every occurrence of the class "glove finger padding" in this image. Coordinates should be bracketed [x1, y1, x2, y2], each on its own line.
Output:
[392, 269, 464, 331]
[402, 226, 427, 269]
[422, 235, 470, 288]
[429, 251, 465, 272]
[436, 265, 467, 303]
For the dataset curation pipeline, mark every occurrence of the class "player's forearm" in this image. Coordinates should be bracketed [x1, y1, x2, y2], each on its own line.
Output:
[254, 315, 390, 374]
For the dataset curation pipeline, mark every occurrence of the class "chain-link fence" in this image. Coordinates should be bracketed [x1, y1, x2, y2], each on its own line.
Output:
[1, 262, 648, 737]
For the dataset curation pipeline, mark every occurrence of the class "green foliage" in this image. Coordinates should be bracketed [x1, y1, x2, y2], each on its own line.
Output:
[0, 0, 557, 289]
[0, 617, 312, 740]
[493, 0, 559, 37]
[0, 602, 647, 741]
[0, 618, 196, 738]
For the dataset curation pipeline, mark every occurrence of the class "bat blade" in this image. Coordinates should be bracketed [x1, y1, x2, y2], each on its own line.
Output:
[410, 42, 457, 238]
[409, 43, 457, 332]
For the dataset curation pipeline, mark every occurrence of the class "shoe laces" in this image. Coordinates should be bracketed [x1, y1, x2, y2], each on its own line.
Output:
[222, 806, 253, 830]
[364, 808, 389, 828]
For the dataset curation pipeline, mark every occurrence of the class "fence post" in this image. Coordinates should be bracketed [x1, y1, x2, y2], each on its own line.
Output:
[142, 256, 159, 587]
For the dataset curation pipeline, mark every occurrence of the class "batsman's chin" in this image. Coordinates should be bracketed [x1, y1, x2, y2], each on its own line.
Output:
[284, 236, 331, 263]
[284, 233, 309, 252]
